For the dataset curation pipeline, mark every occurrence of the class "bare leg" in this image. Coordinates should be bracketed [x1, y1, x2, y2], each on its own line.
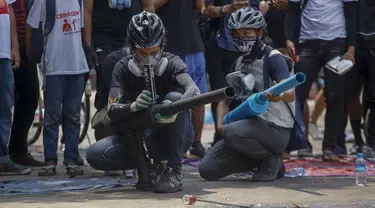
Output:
[310, 89, 326, 124]
[309, 89, 325, 140]
[192, 106, 205, 142]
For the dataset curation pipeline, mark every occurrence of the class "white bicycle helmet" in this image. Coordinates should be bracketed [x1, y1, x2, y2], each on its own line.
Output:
[228, 7, 266, 30]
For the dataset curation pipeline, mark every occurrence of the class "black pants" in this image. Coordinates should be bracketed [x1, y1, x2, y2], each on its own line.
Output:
[199, 117, 290, 181]
[86, 109, 194, 170]
[295, 39, 347, 151]
[9, 41, 39, 156]
[206, 34, 241, 140]
[352, 47, 375, 147]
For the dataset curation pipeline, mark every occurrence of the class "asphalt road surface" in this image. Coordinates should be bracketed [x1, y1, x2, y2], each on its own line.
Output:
[1, 93, 374, 208]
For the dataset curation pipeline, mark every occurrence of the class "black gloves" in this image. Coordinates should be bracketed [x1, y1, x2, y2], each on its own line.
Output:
[83, 45, 98, 69]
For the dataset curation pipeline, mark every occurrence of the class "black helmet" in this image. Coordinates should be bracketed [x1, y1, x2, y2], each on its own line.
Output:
[127, 11, 166, 49]
[228, 8, 266, 30]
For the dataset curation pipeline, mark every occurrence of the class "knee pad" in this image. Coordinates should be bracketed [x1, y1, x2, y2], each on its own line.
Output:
[164, 91, 183, 102]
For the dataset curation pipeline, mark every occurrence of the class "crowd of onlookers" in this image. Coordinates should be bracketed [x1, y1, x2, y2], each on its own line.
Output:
[0, 0, 374, 178]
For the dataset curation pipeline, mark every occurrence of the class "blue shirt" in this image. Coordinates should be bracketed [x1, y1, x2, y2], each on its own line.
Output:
[205, 0, 260, 51]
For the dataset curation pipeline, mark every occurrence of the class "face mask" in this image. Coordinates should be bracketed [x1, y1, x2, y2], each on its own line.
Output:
[135, 50, 162, 67]
[233, 37, 256, 54]
[128, 51, 168, 77]
[139, 55, 158, 68]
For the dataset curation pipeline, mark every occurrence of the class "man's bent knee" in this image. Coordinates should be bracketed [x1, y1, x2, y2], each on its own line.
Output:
[164, 91, 183, 101]
[198, 161, 221, 181]
[199, 168, 219, 181]
[86, 135, 137, 171]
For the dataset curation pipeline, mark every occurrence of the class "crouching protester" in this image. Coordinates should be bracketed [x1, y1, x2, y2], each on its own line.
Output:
[199, 8, 304, 182]
[86, 12, 199, 193]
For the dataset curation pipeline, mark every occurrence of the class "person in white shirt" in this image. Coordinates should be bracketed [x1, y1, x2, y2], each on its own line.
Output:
[26, 0, 89, 176]
[0, 0, 31, 175]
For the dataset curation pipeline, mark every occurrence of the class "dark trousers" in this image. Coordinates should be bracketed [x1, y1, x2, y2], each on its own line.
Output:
[352, 47, 375, 147]
[9, 42, 39, 156]
[295, 39, 347, 151]
[205, 34, 240, 140]
[199, 117, 290, 181]
[86, 109, 194, 170]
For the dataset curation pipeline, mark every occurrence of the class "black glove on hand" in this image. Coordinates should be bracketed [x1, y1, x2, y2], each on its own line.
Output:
[83, 45, 98, 69]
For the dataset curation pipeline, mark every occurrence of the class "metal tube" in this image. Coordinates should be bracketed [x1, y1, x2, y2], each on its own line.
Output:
[157, 87, 235, 116]
[111, 87, 235, 132]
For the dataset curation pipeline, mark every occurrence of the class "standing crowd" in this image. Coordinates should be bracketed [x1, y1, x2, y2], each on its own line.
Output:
[0, 0, 374, 194]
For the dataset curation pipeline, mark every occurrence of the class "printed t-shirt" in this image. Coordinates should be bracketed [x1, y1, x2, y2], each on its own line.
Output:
[0, 0, 16, 60]
[27, 0, 89, 75]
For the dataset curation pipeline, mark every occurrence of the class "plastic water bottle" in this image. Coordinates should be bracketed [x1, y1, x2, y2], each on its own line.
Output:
[356, 153, 366, 186]
[285, 168, 305, 178]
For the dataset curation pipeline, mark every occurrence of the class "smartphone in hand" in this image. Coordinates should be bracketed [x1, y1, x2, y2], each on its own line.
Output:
[325, 56, 353, 75]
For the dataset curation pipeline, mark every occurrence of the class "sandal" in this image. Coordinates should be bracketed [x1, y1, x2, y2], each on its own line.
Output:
[38, 164, 57, 176]
[66, 163, 84, 177]
[322, 149, 340, 162]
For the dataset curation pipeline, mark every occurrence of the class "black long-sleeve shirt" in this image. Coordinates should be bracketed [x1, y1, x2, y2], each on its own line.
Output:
[107, 52, 187, 121]
[356, 0, 375, 48]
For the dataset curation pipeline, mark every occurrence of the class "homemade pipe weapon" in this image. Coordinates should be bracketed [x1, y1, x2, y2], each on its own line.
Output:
[110, 87, 235, 132]
[223, 72, 306, 124]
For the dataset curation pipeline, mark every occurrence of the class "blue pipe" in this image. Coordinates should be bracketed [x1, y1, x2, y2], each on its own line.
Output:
[223, 72, 306, 124]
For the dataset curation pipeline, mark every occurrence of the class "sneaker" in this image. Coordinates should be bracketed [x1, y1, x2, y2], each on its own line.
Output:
[150, 162, 166, 185]
[11, 152, 45, 167]
[253, 153, 283, 182]
[153, 167, 183, 193]
[189, 142, 206, 158]
[309, 123, 323, 140]
[297, 140, 313, 157]
[0, 160, 32, 176]
[349, 145, 363, 155]
[363, 146, 375, 161]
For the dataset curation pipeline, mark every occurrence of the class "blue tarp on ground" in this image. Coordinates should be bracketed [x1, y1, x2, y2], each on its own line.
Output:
[0, 177, 135, 196]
